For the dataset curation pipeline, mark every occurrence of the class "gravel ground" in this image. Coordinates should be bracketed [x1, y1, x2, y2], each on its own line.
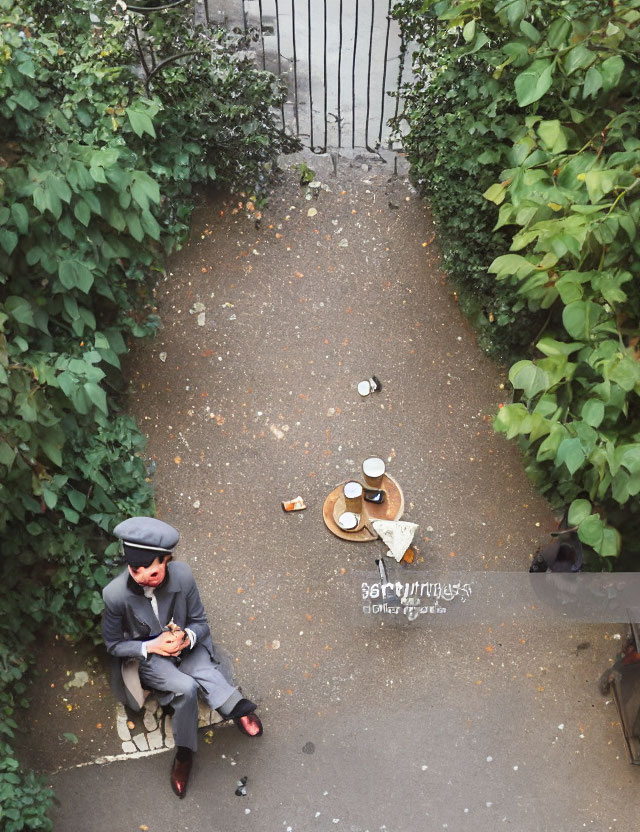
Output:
[43, 151, 639, 832]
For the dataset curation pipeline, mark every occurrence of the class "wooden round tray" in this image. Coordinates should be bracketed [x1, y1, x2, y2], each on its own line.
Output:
[323, 474, 404, 542]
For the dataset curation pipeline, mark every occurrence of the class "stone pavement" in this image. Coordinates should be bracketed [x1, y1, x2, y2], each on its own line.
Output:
[44, 151, 640, 831]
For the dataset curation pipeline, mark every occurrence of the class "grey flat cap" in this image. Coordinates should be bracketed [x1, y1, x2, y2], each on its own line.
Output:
[113, 516, 180, 553]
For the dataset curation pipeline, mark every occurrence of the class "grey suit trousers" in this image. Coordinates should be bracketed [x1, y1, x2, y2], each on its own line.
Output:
[138, 644, 241, 751]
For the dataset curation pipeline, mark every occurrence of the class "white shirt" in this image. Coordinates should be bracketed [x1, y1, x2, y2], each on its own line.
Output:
[139, 585, 196, 658]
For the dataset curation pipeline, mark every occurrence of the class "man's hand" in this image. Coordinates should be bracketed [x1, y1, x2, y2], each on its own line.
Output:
[146, 631, 188, 657]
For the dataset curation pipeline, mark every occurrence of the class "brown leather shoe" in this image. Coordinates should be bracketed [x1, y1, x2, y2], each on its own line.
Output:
[170, 753, 192, 798]
[234, 713, 263, 737]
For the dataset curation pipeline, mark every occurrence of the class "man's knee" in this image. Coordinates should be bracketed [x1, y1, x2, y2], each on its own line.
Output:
[169, 675, 199, 700]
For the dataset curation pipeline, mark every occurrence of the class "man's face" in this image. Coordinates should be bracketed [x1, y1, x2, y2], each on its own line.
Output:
[128, 556, 167, 588]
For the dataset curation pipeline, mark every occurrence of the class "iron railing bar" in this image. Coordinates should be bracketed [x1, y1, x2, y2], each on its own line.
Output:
[258, 0, 266, 70]
[365, 0, 375, 151]
[291, 0, 300, 136]
[378, 0, 392, 146]
[337, 0, 343, 148]
[392, 27, 407, 149]
[351, 0, 359, 149]
[274, 0, 285, 130]
[242, 0, 248, 33]
[307, 0, 314, 149]
[323, 0, 328, 150]
[203, 0, 210, 27]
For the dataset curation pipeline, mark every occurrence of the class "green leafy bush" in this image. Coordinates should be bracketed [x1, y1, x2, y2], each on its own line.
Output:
[1, 0, 293, 825]
[393, 0, 545, 358]
[395, 0, 640, 567]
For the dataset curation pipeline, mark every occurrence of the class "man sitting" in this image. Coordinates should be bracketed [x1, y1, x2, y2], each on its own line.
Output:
[102, 516, 263, 798]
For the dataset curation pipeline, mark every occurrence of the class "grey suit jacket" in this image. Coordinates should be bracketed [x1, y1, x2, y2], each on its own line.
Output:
[102, 561, 216, 709]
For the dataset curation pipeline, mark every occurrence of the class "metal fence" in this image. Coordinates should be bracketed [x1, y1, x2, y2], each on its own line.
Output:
[129, 0, 411, 151]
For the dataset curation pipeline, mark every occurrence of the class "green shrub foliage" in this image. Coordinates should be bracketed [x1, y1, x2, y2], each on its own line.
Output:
[0, 0, 292, 826]
[395, 0, 640, 567]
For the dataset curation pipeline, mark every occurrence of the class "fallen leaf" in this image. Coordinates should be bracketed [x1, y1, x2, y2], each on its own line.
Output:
[307, 207, 317, 217]
[174, 456, 181, 464]
[401, 548, 415, 564]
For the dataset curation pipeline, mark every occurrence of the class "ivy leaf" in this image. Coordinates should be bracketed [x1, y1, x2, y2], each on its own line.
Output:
[519, 20, 541, 43]
[536, 337, 583, 357]
[126, 108, 156, 138]
[509, 360, 550, 398]
[599, 527, 621, 558]
[131, 172, 161, 206]
[0, 228, 18, 255]
[615, 444, 640, 475]
[15, 391, 38, 422]
[90, 595, 105, 615]
[0, 440, 16, 468]
[577, 513, 604, 548]
[583, 66, 603, 99]
[59, 260, 94, 293]
[126, 212, 144, 242]
[11, 203, 29, 235]
[562, 301, 602, 340]
[547, 18, 570, 49]
[556, 437, 586, 475]
[483, 182, 507, 204]
[564, 45, 596, 74]
[40, 435, 64, 467]
[74, 199, 91, 227]
[5, 296, 35, 326]
[537, 120, 567, 153]
[140, 210, 160, 240]
[609, 357, 640, 392]
[61, 506, 80, 523]
[68, 489, 87, 512]
[515, 60, 554, 106]
[13, 89, 39, 111]
[581, 399, 605, 428]
[488, 253, 534, 279]
[567, 498, 592, 526]
[601, 55, 624, 92]
[83, 382, 108, 415]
